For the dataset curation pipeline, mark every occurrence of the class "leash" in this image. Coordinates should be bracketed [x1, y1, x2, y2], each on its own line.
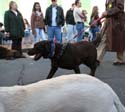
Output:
[50, 16, 104, 59]
[73, 16, 104, 40]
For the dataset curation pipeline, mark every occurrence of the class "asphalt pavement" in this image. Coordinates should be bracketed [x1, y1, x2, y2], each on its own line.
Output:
[0, 52, 125, 105]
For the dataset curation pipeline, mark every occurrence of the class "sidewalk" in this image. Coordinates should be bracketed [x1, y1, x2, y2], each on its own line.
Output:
[2, 36, 34, 52]
[0, 52, 125, 105]
[1, 35, 69, 52]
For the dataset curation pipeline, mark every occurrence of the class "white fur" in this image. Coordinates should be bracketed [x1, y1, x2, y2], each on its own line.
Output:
[0, 74, 125, 112]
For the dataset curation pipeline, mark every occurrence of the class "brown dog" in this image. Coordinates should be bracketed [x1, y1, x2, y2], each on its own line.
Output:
[0, 45, 22, 60]
[28, 33, 101, 79]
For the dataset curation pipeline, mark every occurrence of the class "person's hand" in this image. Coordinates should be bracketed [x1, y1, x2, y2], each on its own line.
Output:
[31, 29, 35, 35]
[5, 32, 10, 37]
[45, 25, 48, 33]
[102, 11, 107, 17]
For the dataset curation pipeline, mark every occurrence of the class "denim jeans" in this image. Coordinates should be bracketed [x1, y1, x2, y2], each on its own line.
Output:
[24, 29, 31, 44]
[34, 28, 46, 43]
[47, 26, 62, 43]
[66, 24, 77, 41]
[76, 22, 84, 42]
[24, 30, 30, 37]
[90, 26, 100, 41]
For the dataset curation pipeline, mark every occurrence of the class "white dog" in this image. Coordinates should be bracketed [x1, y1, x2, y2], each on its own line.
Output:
[0, 74, 125, 112]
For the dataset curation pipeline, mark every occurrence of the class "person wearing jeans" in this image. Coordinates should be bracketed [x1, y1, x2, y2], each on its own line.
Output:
[45, 0, 64, 43]
[31, 2, 46, 44]
[45, 0, 64, 57]
[89, 6, 101, 41]
[34, 28, 46, 43]
[74, 0, 85, 42]
[90, 27, 100, 41]
[75, 22, 84, 42]
[66, 3, 76, 42]
[47, 26, 62, 43]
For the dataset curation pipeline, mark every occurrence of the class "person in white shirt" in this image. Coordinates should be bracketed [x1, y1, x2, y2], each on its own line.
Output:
[45, 0, 64, 58]
[73, 0, 85, 42]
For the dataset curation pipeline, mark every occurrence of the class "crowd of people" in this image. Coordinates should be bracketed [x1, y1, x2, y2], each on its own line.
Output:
[1, 0, 100, 45]
[0, 0, 125, 65]
[1, 0, 90, 57]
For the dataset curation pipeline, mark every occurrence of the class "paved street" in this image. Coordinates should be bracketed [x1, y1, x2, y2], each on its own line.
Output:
[0, 52, 125, 105]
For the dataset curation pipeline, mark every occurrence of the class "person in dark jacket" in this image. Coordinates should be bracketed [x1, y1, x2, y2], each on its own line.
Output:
[97, 0, 125, 65]
[66, 3, 76, 41]
[45, 0, 64, 43]
[4, 1, 25, 57]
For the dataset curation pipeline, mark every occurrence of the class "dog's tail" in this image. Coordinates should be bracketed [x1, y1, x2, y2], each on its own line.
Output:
[92, 32, 101, 47]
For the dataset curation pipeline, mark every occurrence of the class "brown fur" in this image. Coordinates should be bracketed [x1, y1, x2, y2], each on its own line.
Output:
[28, 34, 101, 79]
[0, 46, 21, 59]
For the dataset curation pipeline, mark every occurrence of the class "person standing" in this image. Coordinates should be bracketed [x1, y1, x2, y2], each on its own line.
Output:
[65, 3, 76, 42]
[89, 6, 101, 41]
[97, 0, 125, 65]
[31, 2, 46, 44]
[0, 22, 5, 45]
[4, 1, 25, 57]
[73, 0, 85, 42]
[23, 18, 31, 45]
[45, 0, 64, 43]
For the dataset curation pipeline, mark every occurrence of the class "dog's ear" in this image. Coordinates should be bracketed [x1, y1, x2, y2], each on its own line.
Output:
[32, 41, 44, 52]
[33, 41, 51, 54]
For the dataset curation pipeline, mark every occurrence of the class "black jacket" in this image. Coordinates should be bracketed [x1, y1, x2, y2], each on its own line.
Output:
[4, 10, 25, 39]
[66, 9, 75, 25]
[45, 5, 64, 26]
